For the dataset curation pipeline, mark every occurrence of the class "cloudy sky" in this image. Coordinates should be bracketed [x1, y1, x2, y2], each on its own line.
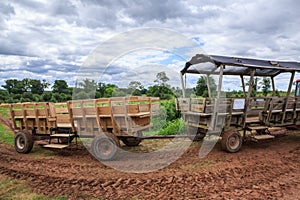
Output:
[1, 0, 300, 91]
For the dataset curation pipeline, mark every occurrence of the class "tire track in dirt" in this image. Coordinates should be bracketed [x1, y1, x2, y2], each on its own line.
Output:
[0, 134, 299, 199]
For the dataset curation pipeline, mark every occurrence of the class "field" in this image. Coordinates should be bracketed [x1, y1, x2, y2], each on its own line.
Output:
[0, 120, 299, 200]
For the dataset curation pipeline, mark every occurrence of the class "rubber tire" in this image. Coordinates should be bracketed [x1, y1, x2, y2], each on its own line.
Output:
[187, 126, 206, 141]
[221, 130, 242, 153]
[14, 132, 34, 154]
[92, 133, 120, 161]
[121, 137, 142, 147]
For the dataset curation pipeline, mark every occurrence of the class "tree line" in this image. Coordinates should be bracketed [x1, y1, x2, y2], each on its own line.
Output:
[0, 72, 274, 103]
[0, 72, 181, 103]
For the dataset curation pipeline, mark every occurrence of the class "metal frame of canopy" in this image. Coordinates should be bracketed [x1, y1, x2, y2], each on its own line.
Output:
[180, 54, 300, 97]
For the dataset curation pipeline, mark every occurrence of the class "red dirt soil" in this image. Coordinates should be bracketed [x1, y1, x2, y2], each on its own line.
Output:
[0, 131, 299, 200]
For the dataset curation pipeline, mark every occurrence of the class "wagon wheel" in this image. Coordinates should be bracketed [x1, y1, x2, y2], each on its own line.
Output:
[187, 126, 206, 141]
[121, 137, 142, 146]
[221, 130, 242, 153]
[92, 132, 120, 161]
[14, 132, 34, 154]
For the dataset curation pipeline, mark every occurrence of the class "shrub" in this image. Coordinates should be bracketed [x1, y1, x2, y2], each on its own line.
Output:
[158, 118, 186, 135]
[160, 99, 181, 121]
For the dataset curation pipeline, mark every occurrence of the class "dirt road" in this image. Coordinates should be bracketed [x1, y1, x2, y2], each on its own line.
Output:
[0, 132, 299, 199]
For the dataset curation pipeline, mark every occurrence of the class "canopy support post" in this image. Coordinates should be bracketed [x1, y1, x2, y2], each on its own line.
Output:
[212, 65, 224, 131]
[271, 77, 276, 96]
[185, 74, 187, 90]
[240, 75, 246, 97]
[206, 74, 212, 98]
[281, 72, 295, 124]
[216, 65, 224, 99]
[242, 69, 256, 137]
[180, 73, 186, 98]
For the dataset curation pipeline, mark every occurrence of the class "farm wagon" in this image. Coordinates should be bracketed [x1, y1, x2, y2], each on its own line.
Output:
[3, 96, 159, 160]
[176, 54, 300, 152]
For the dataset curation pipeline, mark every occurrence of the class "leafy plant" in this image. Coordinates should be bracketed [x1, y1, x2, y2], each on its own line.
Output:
[157, 118, 186, 136]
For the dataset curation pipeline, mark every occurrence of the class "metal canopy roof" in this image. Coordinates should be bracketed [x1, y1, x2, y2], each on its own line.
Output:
[181, 54, 300, 77]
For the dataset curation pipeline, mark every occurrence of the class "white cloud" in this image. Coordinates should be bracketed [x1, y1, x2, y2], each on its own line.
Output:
[0, 0, 300, 92]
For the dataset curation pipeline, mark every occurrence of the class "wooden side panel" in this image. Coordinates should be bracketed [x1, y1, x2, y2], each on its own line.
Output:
[13, 110, 23, 117]
[112, 106, 125, 115]
[127, 104, 139, 114]
[85, 107, 96, 116]
[97, 106, 110, 115]
[139, 104, 150, 112]
[204, 98, 215, 113]
[55, 107, 69, 114]
[176, 98, 190, 112]
[190, 98, 205, 112]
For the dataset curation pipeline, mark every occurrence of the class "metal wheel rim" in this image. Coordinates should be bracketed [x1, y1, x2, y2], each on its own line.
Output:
[97, 139, 115, 156]
[228, 135, 240, 150]
[16, 136, 25, 149]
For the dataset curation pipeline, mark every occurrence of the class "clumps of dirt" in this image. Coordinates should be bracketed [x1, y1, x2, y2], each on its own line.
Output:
[0, 132, 299, 199]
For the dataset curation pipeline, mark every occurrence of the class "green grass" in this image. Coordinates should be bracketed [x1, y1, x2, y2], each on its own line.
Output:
[0, 123, 14, 145]
[0, 107, 9, 118]
[0, 174, 68, 200]
[0, 122, 59, 157]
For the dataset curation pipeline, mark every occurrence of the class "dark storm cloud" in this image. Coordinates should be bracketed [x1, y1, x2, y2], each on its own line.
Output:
[0, 58, 79, 75]
[74, 0, 193, 28]
[0, 36, 34, 57]
[125, 0, 188, 23]
[104, 65, 129, 75]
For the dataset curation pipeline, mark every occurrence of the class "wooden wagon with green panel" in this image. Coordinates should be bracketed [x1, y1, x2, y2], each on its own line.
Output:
[2, 96, 160, 160]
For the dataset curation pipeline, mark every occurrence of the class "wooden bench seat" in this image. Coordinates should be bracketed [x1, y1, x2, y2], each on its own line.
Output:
[128, 112, 150, 117]
[246, 117, 260, 123]
[57, 122, 78, 129]
[182, 111, 212, 117]
[26, 116, 36, 119]
[14, 116, 24, 119]
[232, 112, 244, 116]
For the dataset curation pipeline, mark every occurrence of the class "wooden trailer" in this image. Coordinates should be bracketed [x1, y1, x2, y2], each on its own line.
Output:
[4, 96, 159, 160]
[177, 54, 300, 152]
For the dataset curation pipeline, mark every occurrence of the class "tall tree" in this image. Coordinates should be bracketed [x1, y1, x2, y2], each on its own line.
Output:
[22, 78, 31, 93]
[52, 80, 69, 94]
[2, 79, 22, 94]
[79, 79, 97, 93]
[96, 82, 118, 98]
[30, 79, 48, 94]
[105, 84, 117, 97]
[128, 81, 144, 96]
[2, 78, 48, 95]
[147, 72, 174, 99]
[96, 82, 107, 98]
[261, 77, 271, 96]
[154, 71, 170, 87]
[194, 76, 217, 97]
